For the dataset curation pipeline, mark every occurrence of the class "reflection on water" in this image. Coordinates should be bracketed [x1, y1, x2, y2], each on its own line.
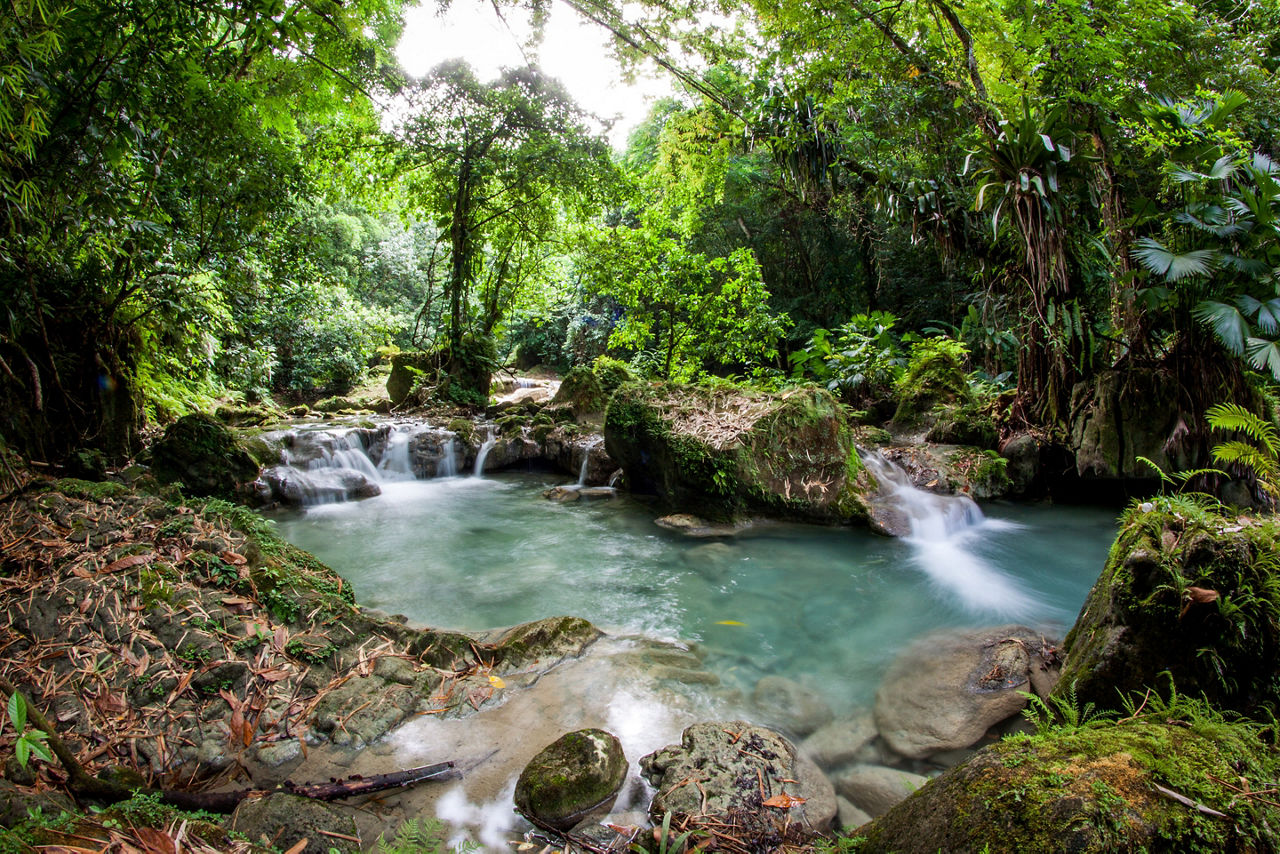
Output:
[270, 472, 1118, 714]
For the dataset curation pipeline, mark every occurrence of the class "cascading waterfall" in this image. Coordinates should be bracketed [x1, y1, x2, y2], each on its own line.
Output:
[437, 435, 459, 477]
[474, 426, 497, 477]
[576, 436, 604, 486]
[860, 449, 1033, 615]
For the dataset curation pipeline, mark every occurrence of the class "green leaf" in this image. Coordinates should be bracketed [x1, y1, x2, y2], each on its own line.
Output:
[1193, 300, 1250, 354]
[1132, 238, 1216, 281]
[15, 739, 28, 767]
[7, 692, 24, 732]
[1247, 338, 1280, 381]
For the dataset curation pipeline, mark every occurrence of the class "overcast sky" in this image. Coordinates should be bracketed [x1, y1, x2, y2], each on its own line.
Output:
[396, 0, 674, 147]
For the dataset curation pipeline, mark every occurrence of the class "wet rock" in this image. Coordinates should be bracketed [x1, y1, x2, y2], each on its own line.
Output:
[606, 382, 873, 523]
[1069, 367, 1189, 481]
[874, 626, 1059, 759]
[543, 485, 582, 503]
[491, 616, 602, 673]
[654, 514, 748, 537]
[551, 367, 608, 419]
[230, 792, 359, 854]
[834, 764, 929, 819]
[640, 721, 837, 838]
[255, 738, 301, 768]
[752, 675, 834, 737]
[855, 715, 1280, 853]
[801, 714, 878, 770]
[1057, 505, 1280, 716]
[149, 413, 260, 501]
[514, 728, 628, 831]
[836, 796, 872, 831]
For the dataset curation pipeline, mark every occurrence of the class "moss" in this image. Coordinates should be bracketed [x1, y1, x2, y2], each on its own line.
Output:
[946, 448, 1012, 494]
[387, 351, 434, 406]
[858, 701, 1280, 852]
[1057, 497, 1280, 718]
[53, 478, 130, 501]
[149, 413, 260, 501]
[551, 366, 608, 417]
[592, 356, 635, 396]
[513, 728, 627, 831]
[892, 338, 974, 428]
[532, 423, 555, 443]
[497, 415, 529, 436]
[446, 417, 475, 444]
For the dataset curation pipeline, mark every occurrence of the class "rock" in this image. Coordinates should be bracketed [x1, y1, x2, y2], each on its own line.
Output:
[578, 486, 617, 501]
[551, 366, 608, 419]
[801, 714, 878, 770]
[606, 382, 873, 523]
[874, 626, 1060, 759]
[387, 351, 434, 406]
[1000, 432, 1044, 496]
[752, 675, 835, 737]
[834, 764, 929, 818]
[255, 738, 301, 768]
[514, 729, 628, 831]
[878, 444, 1011, 499]
[1069, 367, 1194, 482]
[654, 514, 750, 537]
[836, 796, 872, 831]
[640, 721, 837, 840]
[491, 384, 554, 415]
[0, 779, 74, 828]
[149, 413, 261, 501]
[1057, 504, 1280, 716]
[230, 792, 359, 854]
[543, 485, 582, 502]
[491, 616, 602, 673]
[855, 715, 1280, 853]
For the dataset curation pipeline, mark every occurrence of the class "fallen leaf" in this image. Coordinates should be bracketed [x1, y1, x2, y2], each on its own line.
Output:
[221, 551, 248, 566]
[103, 553, 153, 573]
[134, 826, 177, 854]
[762, 793, 806, 809]
[715, 620, 746, 626]
[221, 595, 255, 607]
[256, 667, 291, 682]
[487, 673, 505, 689]
[1185, 587, 1220, 604]
[282, 840, 308, 854]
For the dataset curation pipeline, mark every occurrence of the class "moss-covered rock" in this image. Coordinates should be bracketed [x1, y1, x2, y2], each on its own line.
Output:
[1069, 367, 1186, 480]
[514, 729, 627, 831]
[892, 339, 972, 429]
[148, 413, 260, 501]
[605, 382, 873, 523]
[592, 356, 635, 396]
[230, 792, 358, 854]
[387, 351, 434, 407]
[1057, 499, 1280, 717]
[552, 366, 608, 419]
[855, 708, 1280, 853]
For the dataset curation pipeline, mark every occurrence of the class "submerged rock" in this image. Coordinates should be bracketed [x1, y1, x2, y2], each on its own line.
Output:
[514, 728, 628, 831]
[641, 721, 837, 841]
[855, 714, 1280, 853]
[752, 675, 835, 737]
[1057, 502, 1280, 716]
[606, 382, 873, 523]
[874, 626, 1060, 760]
[834, 764, 929, 818]
[230, 793, 358, 854]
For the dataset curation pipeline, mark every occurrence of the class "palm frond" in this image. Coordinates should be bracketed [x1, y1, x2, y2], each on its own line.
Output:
[1193, 300, 1250, 354]
[1132, 237, 1217, 281]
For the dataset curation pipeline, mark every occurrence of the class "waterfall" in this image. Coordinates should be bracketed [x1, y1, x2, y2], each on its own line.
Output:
[377, 425, 425, 481]
[860, 449, 1033, 615]
[268, 429, 385, 505]
[474, 426, 497, 477]
[437, 435, 459, 477]
[576, 436, 603, 486]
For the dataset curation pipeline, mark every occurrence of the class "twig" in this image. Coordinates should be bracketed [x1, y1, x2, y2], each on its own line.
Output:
[1153, 783, 1228, 818]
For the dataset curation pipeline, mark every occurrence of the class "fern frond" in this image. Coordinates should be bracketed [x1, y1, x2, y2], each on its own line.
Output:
[1207, 403, 1280, 458]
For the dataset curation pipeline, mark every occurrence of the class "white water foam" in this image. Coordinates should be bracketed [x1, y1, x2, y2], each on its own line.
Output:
[861, 449, 1035, 616]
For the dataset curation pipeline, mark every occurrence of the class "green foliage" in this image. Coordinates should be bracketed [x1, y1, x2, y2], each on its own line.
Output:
[789, 312, 909, 404]
[1207, 402, 1280, 504]
[3, 692, 53, 768]
[1020, 682, 1116, 737]
[892, 337, 974, 425]
[592, 357, 636, 395]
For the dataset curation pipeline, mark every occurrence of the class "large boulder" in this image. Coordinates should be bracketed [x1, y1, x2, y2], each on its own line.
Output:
[387, 351, 434, 407]
[1068, 367, 1188, 481]
[874, 626, 1060, 760]
[551, 366, 608, 420]
[514, 728, 628, 831]
[1057, 501, 1280, 717]
[149, 413, 260, 500]
[640, 721, 837, 843]
[605, 382, 873, 522]
[855, 714, 1280, 852]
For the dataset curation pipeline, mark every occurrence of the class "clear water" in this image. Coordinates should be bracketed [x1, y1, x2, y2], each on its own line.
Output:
[268, 473, 1118, 714]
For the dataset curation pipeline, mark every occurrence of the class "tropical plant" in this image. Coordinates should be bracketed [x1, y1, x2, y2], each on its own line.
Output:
[2, 692, 53, 768]
[1206, 402, 1280, 504]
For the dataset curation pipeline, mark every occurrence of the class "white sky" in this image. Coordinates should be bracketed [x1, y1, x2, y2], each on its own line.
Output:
[396, 0, 675, 148]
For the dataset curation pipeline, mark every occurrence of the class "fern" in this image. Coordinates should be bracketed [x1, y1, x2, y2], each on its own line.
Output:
[1019, 682, 1116, 736]
[1206, 402, 1280, 503]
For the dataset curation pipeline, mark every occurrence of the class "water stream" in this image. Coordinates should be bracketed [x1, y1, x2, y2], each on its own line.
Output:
[270, 468, 1116, 715]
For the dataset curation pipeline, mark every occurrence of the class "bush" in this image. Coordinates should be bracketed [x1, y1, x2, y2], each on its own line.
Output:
[592, 356, 635, 395]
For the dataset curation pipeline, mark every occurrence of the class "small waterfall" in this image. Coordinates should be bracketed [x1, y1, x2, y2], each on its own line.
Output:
[377, 424, 426, 481]
[861, 449, 1032, 615]
[437, 435, 459, 477]
[576, 436, 604, 486]
[474, 426, 497, 477]
[268, 429, 385, 505]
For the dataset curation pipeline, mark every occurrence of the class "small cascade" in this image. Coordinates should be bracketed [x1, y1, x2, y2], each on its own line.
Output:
[437, 435, 459, 477]
[377, 424, 427, 481]
[474, 426, 497, 477]
[269, 428, 386, 505]
[578, 440, 601, 486]
[861, 448, 1032, 615]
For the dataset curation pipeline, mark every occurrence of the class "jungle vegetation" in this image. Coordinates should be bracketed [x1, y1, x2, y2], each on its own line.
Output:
[1, 0, 1278, 464]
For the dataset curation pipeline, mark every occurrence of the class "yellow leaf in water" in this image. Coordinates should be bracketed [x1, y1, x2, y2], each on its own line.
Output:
[488, 673, 506, 689]
[715, 620, 746, 626]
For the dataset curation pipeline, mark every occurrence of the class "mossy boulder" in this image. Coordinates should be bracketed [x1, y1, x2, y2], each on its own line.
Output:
[855, 711, 1280, 852]
[1068, 367, 1186, 480]
[1056, 500, 1280, 717]
[149, 413, 260, 501]
[892, 340, 973, 429]
[604, 382, 873, 523]
[592, 356, 635, 396]
[551, 366, 608, 419]
[387, 351, 434, 407]
[514, 729, 627, 831]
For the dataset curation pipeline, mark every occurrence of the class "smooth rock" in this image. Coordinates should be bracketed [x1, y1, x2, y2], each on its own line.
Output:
[801, 714, 878, 770]
[752, 675, 835, 737]
[834, 764, 929, 818]
[874, 625, 1059, 759]
[836, 796, 872, 831]
[514, 728, 627, 832]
